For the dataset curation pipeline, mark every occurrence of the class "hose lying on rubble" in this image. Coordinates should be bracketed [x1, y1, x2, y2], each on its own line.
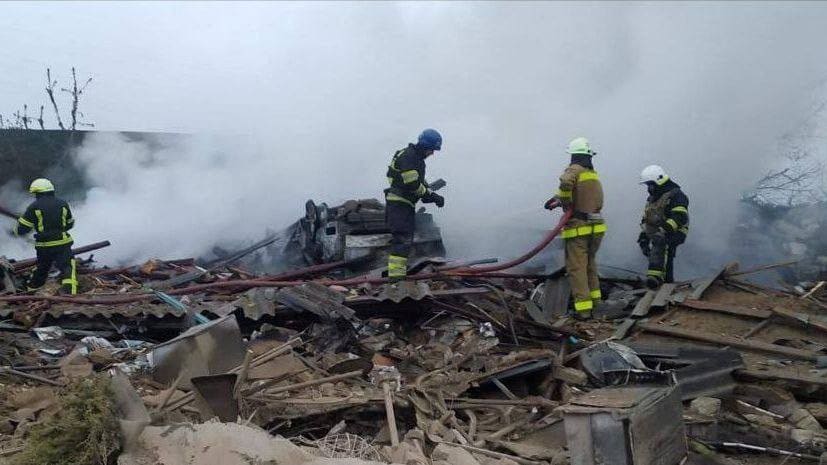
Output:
[0, 210, 573, 305]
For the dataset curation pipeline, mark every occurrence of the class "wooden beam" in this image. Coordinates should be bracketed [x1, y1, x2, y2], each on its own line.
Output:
[770, 306, 827, 335]
[681, 299, 771, 319]
[638, 323, 819, 361]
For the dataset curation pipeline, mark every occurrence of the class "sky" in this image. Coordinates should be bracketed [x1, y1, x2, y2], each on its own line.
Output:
[1, 1, 827, 275]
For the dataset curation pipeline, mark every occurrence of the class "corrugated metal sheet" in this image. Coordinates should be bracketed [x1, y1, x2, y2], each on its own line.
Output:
[276, 283, 356, 322]
[373, 281, 432, 303]
[0, 302, 186, 319]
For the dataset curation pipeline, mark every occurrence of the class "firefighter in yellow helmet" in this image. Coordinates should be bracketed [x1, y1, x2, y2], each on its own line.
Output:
[544, 137, 605, 319]
[12, 178, 78, 295]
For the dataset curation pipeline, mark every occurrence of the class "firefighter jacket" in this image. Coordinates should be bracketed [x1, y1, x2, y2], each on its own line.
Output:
[556, 159, 606, 239]
[15, 193, 75, 248]
[641, 180, 689, 242]
[385, 144, 429, 208]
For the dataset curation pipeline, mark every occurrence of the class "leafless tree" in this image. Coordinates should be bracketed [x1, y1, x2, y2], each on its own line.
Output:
[1, 67, 94, 131]
[743, 146, 826, 207]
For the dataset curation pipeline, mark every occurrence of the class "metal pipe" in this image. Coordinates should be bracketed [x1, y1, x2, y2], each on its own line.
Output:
[11, 240, 112, 271]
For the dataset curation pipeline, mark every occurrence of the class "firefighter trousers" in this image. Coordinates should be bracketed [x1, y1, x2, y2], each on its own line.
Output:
[28, 244, 77, 295]
[565, 233, 603, 313]
[386, 200, 415, 279]
[648, 234, 677, 283]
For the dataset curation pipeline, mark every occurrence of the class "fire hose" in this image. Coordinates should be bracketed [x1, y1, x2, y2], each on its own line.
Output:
[0, 208, 573, 305]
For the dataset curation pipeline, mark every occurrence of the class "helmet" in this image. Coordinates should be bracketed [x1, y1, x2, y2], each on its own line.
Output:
[417, 129, 442, 151]
[567, 137, 596, 156]
[639, 165, 669, 185]
[29, 178, 55, 194]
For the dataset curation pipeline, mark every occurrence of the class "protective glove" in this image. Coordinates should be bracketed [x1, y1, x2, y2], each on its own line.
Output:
[637, 232, 650, 257]
[422, 191, 445, 208]
[431, 192, 445, 208]
[666, 232, 684, 247]
[544, 197, 559, 211]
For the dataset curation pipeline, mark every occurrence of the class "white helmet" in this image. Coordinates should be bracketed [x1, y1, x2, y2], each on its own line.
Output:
[639, 165, 669, 185]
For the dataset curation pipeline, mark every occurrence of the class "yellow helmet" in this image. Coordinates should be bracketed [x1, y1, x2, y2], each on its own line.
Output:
[566, 137, 596, 156]
[29, 178, 55, 194]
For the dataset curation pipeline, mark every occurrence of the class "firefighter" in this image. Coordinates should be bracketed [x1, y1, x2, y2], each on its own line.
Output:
[545, 137, 606, 319]
[13, 178, 78, 295]
[637, 165, 689, 288]
[384, 129, 444, 280]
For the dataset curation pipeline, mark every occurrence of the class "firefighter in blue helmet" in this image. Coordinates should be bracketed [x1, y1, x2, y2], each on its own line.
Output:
[13, 178, 78, 295]
[384, 129, 444, 280]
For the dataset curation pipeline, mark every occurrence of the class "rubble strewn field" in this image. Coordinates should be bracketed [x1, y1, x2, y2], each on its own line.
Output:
[1, 251, 826, 465]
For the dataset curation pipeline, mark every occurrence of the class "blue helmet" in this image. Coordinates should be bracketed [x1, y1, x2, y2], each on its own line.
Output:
[417, 128, 442, 151]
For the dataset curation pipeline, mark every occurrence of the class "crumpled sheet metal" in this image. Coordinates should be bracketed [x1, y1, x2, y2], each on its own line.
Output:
[150, 314, 246, 389]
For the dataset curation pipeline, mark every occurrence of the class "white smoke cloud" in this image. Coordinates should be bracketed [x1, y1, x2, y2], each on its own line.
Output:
[1, 3, 827, 275]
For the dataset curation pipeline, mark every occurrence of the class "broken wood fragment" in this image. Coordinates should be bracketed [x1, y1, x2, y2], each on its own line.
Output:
[0, 366, 63, 386]
[382, 381, 400, 446]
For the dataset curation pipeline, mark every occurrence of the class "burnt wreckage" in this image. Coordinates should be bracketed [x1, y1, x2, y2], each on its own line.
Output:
[289, 198, 444, 268]
[284, 180, 448, 271]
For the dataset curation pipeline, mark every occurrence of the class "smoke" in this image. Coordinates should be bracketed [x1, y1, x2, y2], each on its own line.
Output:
[2, 2, 827, 274]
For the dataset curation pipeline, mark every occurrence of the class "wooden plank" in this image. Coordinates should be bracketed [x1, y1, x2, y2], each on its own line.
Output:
[770, 306, 827, 335]
[612, 318, 637, 340]
[689, 277, 717, 300]
[681, 299, 772, 319]
[631, 290, 657, 317]
[638, 323, 819, 361]
[735, 369, 827, 387]
[651, 283, 677, 308]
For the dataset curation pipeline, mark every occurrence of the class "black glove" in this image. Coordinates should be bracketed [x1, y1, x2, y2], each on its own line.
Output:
[544, 197, 559, 211]
[666, 232, 685, 247]
[431, 192, 445, 208]
[637, 232, 650, 257]
[422, 191, 445, 208]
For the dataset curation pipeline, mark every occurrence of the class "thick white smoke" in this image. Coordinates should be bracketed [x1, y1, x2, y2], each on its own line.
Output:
[1, 3, 827, 275]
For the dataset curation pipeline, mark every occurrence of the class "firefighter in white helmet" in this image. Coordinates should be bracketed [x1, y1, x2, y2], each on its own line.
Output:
[545, 137, 605, 319]
[637, 165, 689, 288]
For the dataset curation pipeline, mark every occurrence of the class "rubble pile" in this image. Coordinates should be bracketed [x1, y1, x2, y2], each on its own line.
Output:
[1, 245, 827, 465]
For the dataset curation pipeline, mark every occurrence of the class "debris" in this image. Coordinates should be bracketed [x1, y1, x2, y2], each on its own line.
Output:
[690, 397, 722, 417]
[559, 385, 686, 465]
[639, 322, 820, 361]
[150, 314, 246, 388]
[0, 223, 823, 465]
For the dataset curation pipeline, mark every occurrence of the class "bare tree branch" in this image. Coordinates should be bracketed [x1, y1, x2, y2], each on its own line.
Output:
[37, 105, 45, 130]
[45, 68, 65, 130]
[60, 67, 94, 131]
